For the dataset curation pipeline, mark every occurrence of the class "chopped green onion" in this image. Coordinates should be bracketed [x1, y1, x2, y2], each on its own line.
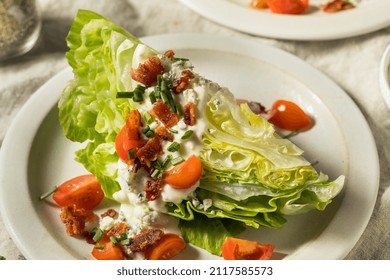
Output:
[162, 155, 172, 168]
[149, 91, 157, 104]
[167, 141, 180, 152]
[181, 130, 193, 140]
[151, 160, 162, 170]
[171, 156, 184, 166]
[94, 245, 105, 250]
[110, 236, 119, 245]
[172, 57, 189, 62]
[142, 125, 150, 134]
[144, 112, 154, 124]
[168, 128, 178, 134]
[128, 148, 135, 160]
[0, 256, 6, 260]
[121, 238, 131, 246]
[282, 130, 299, 139]
[116, 91, 134, 99]
[175, 104, 183, 116]
[145, 130, 155, 138]
[92, 228, 104, 242]
[133, 91, 144, 102]
[151, 169, 162, 179]
[39, 185, 58, 200]
[120, 233, 128, 240]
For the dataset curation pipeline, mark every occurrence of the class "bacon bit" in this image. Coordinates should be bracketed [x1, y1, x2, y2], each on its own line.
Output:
[106, 222, 128, 238]
[183, 102, 196, 126]
[60, 205, 95, 236]
[126, 109, 143, 140]
[101, 208, 118, 219]
[155, 125, 174, 141]
[128, 228, 164, 252]
[150, 99, 180, 128]
[144, 178, 164, 201]
[164, 50, 175, 58]
[136, 136, 162, 167]
[249, 0, 268, 10]
[320, 0, 354, 13]
[173, 70, 194, 94]
[131, 56, 164, 87]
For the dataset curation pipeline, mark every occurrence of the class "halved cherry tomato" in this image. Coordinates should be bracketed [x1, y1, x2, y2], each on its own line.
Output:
[164, 154, 203, 189]
[222, 237, 274, 260]
[267, 99, 313, 131]
[52, 174, 104, 210]
[115, 125, 145, 163]
[92, 234, 125, 260]
[144, 233, 186, 260]
[266, 0, 309, 14]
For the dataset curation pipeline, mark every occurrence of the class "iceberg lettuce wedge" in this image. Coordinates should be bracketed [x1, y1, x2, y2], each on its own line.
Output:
[59, 10, 345, 256]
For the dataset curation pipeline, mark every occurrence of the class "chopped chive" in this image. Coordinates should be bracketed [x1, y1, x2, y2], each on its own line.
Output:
[110, 236, 119, 245]
[92, 228, 104, 242]
[133, 91, 144, 102]
[39, 185, 58, 200]
[172, 57, 189, 62]
[145, 130, 155, 138]
[142, 125, 150, 134]
[121, 238, 131, 246]
[171, 156, 184, 166]
[128, 148, 135, 160]
[120, 233, 128, 240]
[283, 130, 299, 139]
[94, 245, 105, 250]
[161, 90, 170, 104]
[167, 141, 180, 152]
[162, 155, 172, 168]
[181, 130, 193, 140]
[175, 104, 183, 116]
[149, 91, 157, 104]
[116, 91, 134, 99]
[151, 169, 162, 179]
[168, 128, 178, 134]
[144, 112, 154, 124]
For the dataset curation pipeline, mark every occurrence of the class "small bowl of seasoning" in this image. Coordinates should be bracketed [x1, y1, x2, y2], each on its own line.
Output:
[0, 0, 41, 62]
[380, 43, 390, 109]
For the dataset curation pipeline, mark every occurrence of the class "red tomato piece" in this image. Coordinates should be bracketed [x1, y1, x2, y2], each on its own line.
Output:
[164, 154, 203, 189]
[92, 235, 125, 260]
[144, 233, 186, 260]
[115, 125, 145, 163]
[222, 237, 274, 260]
[267, 99, 313, 131]
[52, 174, 104, 210]
[266, 0, 309, 14]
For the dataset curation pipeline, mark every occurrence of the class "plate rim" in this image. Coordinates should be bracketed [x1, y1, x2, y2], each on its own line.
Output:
[179, 0, 390, 40]
[0, 33, 379, 259]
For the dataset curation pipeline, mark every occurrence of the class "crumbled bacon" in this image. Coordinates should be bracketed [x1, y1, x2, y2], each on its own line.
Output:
[131, 56, 164, 87]
[155, 125, 174, 141]
[144, 178, 164, 201]
[150, 99, 180, 128]
[126, 109, 143, 140]
[136, 136, 162, 167]
[173, 70, 194, 94]
[183, 102, 196, 126]
[320, 0, 354, 13]
[164, 49, 175, 58]
[106, 222, 128, 238]
[127, 228, 164, 252]
[101, 208, 118, 219]
[60, 205, 95, 236]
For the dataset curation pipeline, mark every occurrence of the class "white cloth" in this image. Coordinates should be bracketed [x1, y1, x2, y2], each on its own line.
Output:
[1, 0, 390, 260]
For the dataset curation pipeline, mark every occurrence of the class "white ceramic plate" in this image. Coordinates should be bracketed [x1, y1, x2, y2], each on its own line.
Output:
[380, 43, 390, 108]
[180, 0, 390, 40]
[0, 34, 379, 260]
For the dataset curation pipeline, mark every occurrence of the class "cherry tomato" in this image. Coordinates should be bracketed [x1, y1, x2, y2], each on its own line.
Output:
[222, 237, 274, 260]
[144, 233, 186, 260]
[92, 234, 125, 260]
[267, 99, 313, 131]
[249, 0, 268, 9]
[115, 125, 145, 163]
[52, 174, 104, 210]
[266, 0, 309, 14]
[164, 154, 203, 189]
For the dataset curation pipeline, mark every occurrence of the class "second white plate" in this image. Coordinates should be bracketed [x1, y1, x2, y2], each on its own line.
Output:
[180, 0, 390, 40]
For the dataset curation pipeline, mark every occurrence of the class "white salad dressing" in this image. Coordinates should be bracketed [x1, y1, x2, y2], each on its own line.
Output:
[107, 50, 223, 237]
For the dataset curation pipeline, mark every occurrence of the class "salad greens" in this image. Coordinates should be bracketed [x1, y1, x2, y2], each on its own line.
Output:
[59, 10, 345, 256]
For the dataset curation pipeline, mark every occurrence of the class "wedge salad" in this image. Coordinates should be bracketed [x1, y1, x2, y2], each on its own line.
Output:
[50, 10, 345, 260]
